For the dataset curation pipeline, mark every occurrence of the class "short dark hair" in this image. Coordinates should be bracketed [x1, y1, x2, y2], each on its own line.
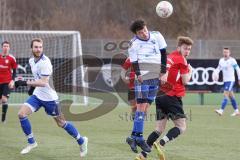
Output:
[31, 38, 43, 48]
[177, 36, 193, 46]
[130, 19, 146, 34]
[1, 41, 10, 47]
[223, 47, 229, 50]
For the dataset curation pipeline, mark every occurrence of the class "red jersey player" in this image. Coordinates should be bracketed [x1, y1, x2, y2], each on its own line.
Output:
[0, 41, 17, 123]
[121, 57, 137, 118]
[136, 36, 193, 160]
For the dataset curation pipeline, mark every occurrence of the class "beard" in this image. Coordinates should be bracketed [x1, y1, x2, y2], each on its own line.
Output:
[33, 51, 41, 58]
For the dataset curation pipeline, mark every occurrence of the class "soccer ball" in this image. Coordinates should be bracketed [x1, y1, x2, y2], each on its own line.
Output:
[156, 1, 173, 18]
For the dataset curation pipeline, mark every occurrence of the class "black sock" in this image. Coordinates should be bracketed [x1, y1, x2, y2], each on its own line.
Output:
[147, 130, 161, 147]
[2, 103, 8, 122]
[139, 131, 161, 158]
[159, 139, 166, 146]
[160, 127, 181, 146]
[141, 151, 148, 158]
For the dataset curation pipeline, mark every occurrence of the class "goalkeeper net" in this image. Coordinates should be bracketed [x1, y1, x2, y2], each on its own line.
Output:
[0, 30, 88, 105]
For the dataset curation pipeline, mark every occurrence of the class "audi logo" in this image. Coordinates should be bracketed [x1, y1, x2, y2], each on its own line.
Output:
[188, 67, 223, 85]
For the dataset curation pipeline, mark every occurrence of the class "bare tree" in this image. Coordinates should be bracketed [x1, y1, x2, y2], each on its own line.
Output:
[1, 0, 240, 39]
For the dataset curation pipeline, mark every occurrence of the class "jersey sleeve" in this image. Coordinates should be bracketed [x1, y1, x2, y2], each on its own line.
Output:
[232, 58, 240, 80]
[40, 60, 53, 76]
[122, 58, 131, 70]
[232, 58, 239, 69]
[156, 31, 167, 49]
[8, 55, 17, 69]
[11, 56, 18, 69]
[216, 59, 222, 71]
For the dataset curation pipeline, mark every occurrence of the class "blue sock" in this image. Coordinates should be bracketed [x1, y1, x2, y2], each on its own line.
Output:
[19, 117, 35, 144]
[230, 97, 238, 110]
[131, 111, 145, 141]
[63, 122, 84, 145]
[221, 98, 228, 110]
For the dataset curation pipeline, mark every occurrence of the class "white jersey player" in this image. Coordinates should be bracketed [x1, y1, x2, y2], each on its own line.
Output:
[126, 19, 168, 154]
[14, 38, 88, 157]
[214, 48, 240, 116]
[28, 55, 58, 101]
[128, 31, 167, 80]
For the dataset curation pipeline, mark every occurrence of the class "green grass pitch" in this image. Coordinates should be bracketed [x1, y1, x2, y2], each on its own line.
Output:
[1, 94, 240, 160]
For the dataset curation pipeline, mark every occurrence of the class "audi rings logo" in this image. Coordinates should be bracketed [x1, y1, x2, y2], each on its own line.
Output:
[188, 67, 223, 85]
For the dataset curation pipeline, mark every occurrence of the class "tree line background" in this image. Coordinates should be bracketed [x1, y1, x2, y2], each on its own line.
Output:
[0, 0, 240, 40]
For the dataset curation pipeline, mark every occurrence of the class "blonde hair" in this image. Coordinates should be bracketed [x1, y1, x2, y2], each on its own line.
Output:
[177, 36, 193, 46]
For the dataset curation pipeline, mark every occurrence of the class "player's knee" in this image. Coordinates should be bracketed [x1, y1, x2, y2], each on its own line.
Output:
[174, 119, 187, 134]
[223, 92, 230, 97]
[2, 101, 7, 105]
[229, 94, 234, 99]
[155, 125, 165, 133]
[18, 106, 28, 118]
[56, 119, 66, 128]
[180, 126, 186, 134]
[177, 124, 187, 134]
[1, 97, 8, 103]
[18, 110, 27, 118]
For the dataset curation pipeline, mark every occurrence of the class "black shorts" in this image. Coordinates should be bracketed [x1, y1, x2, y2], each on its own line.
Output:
[155, 95, 186, 120]
[0, 83, 10, 98]
[128, 88, 135, 101]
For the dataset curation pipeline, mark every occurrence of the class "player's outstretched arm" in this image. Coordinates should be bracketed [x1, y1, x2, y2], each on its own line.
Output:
[27, 76, 49, 87]
[14, 80, 27, 88]
[15, 76, 49, 88]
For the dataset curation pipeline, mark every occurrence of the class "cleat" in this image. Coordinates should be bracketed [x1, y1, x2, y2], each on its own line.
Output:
[20, 142, 38, 154]
[135, 153, 146, 160]
[80, 137, 88, 157]
[215, 109, 223, 116]
[135, 157, 141, 160]
[230, 111, 240, 117]
[136, 139, 151, 153]
[153, 142, 165, 160]
[126, 137, 138, 153]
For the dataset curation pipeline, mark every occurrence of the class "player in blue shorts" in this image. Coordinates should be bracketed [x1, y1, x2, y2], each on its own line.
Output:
[126, 19, 168, 153]
[14, 38, 88, 157]
[214, 48, 240, 116]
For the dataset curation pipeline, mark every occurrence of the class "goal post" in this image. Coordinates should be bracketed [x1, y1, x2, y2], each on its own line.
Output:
[0, 30, 88, 105]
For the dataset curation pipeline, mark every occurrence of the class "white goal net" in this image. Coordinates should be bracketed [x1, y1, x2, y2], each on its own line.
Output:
[0, 30, 88, 105]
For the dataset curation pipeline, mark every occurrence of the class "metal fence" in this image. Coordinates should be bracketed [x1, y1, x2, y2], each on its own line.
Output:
[82, 39, 240, 59]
